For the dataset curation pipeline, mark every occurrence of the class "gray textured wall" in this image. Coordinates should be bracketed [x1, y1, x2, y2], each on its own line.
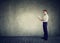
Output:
[0, 0, 60, 36]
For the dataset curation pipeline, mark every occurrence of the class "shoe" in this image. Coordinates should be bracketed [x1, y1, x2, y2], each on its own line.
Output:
[41, 37, 48, 40]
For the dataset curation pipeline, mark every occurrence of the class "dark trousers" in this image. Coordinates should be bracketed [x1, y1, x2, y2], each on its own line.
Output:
[43, 22, 48, 39]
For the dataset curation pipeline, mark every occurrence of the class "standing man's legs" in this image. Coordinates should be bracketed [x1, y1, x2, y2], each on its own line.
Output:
[43, 22, 48, 40]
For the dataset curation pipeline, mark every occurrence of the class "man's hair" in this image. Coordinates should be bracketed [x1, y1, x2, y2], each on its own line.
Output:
[43, 9, 48, 13]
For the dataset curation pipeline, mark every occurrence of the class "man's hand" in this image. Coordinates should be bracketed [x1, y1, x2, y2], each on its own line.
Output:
[40, 19, 44, 21]
[38, 16, 44, 21]
[38, 16, 43, 21]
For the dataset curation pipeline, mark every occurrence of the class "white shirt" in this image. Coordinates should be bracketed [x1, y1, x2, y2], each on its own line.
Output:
[43, 14, 49, 22]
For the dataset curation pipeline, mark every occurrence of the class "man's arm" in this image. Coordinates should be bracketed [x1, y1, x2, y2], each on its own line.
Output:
[37, 16, 44, 21]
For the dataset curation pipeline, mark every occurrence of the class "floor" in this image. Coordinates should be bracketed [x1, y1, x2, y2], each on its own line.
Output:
[0, 36, 60, 43]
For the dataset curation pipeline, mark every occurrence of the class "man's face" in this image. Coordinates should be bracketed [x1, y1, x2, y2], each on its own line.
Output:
[43, 11, 47, 15]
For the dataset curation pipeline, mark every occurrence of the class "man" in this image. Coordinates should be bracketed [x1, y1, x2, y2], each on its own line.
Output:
[38, 10, 49, 40]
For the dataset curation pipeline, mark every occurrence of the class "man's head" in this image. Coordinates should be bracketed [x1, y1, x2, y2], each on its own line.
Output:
[43, 10, 48, 15]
